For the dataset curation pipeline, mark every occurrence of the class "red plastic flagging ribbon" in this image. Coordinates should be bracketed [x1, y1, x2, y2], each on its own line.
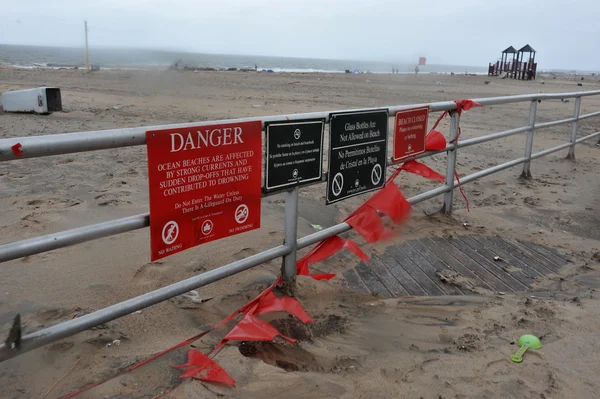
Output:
[347, 206, 394, 243]
[454, 171, 470, 211]
[296, 179, 413, 279]
[11, 143, 23, 157]
[358, 182, 411, 224]
[428, 99, 482, 143]
[296, 235, 369, 279]
[62, 100, 482, 398]
[173, 349, 235, 386]
[425, 130, 446, 151]
[224, 313, 296, 343]
[400, 160, 445, 183]
[62, 281, 314, 397]
[252, 291, 313, 323]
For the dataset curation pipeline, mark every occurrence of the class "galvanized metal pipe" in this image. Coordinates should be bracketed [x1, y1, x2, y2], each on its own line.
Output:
[0, 214, 149, 263]
[3, 128, 600, 362]
[577, 110, 600, 121]
[530, 142, 572, 160]
[457, 126, 530, 149]
[1, 92, 600, 263]
[567, 97, 582, 160]
[574, 130, 600, 144]
[2, 91, 600, 363]
[0, 244, 291, 362]
[3, 90, 600, 162]
[442, 112, 460, 214]
[534, 117, 577, 130]
[282, 187, 299, 281]
[459, 157, 527, 185]
[521, 100, 538, 178]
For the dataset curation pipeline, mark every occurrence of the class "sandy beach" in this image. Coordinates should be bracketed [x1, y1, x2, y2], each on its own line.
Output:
[1, 67, 600, 398]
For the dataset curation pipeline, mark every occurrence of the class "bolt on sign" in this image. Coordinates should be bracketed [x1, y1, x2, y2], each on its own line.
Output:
[393, 107, 429, 162]
[326, 109, 388, 204]
[146, 121, 262, 261]
[264, 119, 324, 193]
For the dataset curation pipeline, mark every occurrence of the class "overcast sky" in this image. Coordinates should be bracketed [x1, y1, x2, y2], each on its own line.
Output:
[2, 0, 598, 70]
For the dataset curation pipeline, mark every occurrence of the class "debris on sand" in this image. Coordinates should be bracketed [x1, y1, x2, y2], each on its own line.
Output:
[436, 269, 476, 292]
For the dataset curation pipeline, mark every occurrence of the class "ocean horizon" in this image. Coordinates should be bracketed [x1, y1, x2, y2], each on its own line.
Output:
[0, 44, 489, 74]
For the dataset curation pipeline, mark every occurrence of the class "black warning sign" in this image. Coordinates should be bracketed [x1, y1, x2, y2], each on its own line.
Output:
[265, 119, 324, 192]
[326, 109, 388, 204]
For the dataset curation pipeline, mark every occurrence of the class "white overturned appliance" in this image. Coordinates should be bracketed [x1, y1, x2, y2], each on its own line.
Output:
[1, 87, 62, 114]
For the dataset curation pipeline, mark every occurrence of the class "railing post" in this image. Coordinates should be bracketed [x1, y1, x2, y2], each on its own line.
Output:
[281, 186, 299, 288]
[520, 100, 538, 179]
[567, 96, 582, 160]
[442, 111, 460, 214]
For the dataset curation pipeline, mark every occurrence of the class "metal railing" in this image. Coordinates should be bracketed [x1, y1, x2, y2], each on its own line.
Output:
[1, 90, 600, 362]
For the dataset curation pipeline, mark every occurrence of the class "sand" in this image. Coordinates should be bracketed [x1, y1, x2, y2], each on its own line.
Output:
[1, 67, 600, 398]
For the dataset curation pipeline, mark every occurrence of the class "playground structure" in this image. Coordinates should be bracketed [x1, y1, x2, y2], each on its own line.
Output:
[489, 45, 537, 80]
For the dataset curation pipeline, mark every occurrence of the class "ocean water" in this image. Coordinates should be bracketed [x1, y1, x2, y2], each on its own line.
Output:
[0, 44, 488, 74]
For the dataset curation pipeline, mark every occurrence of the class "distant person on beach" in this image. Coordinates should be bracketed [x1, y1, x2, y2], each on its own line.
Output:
[414, 65, 419, 75]
[254, 64, 257, 71]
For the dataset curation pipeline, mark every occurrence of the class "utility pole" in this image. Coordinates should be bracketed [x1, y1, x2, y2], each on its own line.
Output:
[85, 20, 90, 72]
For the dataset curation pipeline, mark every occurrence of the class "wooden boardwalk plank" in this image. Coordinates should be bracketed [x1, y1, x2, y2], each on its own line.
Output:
[379, 253, 427, 296]
[386, 247, 445, 296]
[342, 269, 370, 294]
[369, 257, 410, 297]
[402, 240, 473, 295]
[516, 239, 568, 268]
[418, 237, 493, 291]
[447, 237, 527, 291]
[488, 237, 557, 274]
[394, 243, 457, 295]
[533, 242, 570, 263]
[458, 236, 535, 288]
[430, 237, 513, 292]
[344, 236, 563, 298]
[354, 262, 392, 298]
[469, 236, 543, 278]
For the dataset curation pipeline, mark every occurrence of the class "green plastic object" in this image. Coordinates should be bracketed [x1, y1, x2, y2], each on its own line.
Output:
[510, 334, 542, 363]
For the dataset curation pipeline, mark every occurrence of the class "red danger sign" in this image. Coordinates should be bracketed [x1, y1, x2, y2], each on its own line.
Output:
[146, 121, 262, 261]
[393, 107, 429, 162]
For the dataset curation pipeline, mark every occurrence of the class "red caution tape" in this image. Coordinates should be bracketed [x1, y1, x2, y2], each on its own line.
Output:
[361, 183, 411, 224]
[342, 238, 370, 261]
[346, 206, 394, 243]
[11, 143, 23, 157]
[253, 291, 313, 323]
[296, 236, 368, 279]
[238, 282, 277, 315]
[455, 171, 470, 212]
[400, 160, 445, 183]
[173, 349, 235, 386]
[60, 329, 214, 398]
[309, 273, 337, 281]
[449, 100, 482, 143]
[454, 99, 482, 115]
[425, 130, 447, 151]
[223, 313, 296, 343]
